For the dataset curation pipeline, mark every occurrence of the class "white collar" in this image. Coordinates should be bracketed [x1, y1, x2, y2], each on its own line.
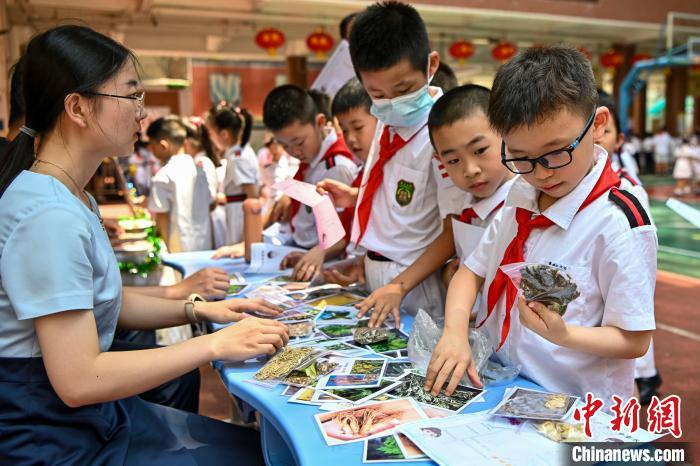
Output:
[309, 128, 338, 168]
[471, 175, 518, 220]
[505, 145, 608, 230]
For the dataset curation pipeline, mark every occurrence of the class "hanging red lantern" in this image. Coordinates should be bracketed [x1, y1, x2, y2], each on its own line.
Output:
[599, 49, 624, 70]
[577, 47, 592, 61]
[255, 28, 286, 55]
[306, 29, 334, 59]
[631, 53, 652, 65]
[491, 42, 517, 63]
[449, 39, 475, 64]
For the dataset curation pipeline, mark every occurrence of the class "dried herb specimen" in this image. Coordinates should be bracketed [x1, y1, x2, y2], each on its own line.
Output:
[354, 327, 390, 344]
[519, 264, 580, 315]
[254, 346, 318, 381]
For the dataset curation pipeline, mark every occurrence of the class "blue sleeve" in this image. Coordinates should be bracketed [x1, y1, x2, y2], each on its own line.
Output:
[1, 205, 94, 319]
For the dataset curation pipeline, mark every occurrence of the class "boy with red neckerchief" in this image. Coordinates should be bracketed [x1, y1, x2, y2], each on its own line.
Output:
[262, 85, 359, 280]
[425, 46, 657, 404]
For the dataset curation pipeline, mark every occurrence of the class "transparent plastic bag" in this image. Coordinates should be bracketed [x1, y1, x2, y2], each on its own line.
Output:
[407, 309, 519, 386]
[500, 262, 587, 316]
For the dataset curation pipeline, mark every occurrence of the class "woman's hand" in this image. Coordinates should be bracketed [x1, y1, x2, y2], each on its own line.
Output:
[195, 298, 282, 323]
[173, 267, 230, 300]
[209, 318, 289, 361]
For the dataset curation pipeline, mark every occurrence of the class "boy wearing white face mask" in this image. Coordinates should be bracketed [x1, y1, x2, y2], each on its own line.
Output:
[336, 2, 466, 328]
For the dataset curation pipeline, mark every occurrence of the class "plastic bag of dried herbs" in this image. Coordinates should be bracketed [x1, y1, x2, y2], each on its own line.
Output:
[406, 309, 519, 386]
[499, 262, 584, 316]
[252, 346, 330, 387]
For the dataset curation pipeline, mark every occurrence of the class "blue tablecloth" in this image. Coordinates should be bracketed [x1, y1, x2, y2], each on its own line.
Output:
[162, 251, 541, 466]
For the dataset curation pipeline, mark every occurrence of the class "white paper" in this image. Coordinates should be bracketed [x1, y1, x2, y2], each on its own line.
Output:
[310, 39, 355, 99]
[400, 414, 564, 466]
[451, 218, 486, 259]
[246, 242, 306, 274]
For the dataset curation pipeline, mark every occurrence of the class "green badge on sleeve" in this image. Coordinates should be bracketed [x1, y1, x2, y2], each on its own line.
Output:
[395, 179, 415, 207]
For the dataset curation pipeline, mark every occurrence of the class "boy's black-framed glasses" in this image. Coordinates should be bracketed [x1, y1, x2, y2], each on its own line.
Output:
[83, 91, 146, 117]
[500, 106, 597, 175]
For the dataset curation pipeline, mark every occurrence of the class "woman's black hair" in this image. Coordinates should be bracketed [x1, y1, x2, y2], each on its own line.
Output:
[8, 56, 26, 130]
[0, 25, 136, 195]
[210, 102, 253, 148]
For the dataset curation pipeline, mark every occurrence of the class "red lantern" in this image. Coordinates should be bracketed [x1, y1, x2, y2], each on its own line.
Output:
[599, 49, 624, 70]
[491, 42, 517, 63]
[449, 39, 475, 64]
[306, 29, 334, 59]
[255, 28, 285, 55]
[577, 47, 592, 61]
[631, 53, 652, 65]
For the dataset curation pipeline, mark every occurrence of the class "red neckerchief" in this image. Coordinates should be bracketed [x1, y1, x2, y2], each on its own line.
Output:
[289, 132, 354, 230]
[355, 124, 425, 245]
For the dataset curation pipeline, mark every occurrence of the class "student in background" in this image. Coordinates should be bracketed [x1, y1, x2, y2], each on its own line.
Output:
[263, 84, 358, 281]
[596, 91, 642, 186]
[653, 127, 672, 174]
[148, 116, 213, 252]
[673, 139, 695, 197]
[183, 117, 219, 210]
[207, 104, 259, 246]
[258, 136, 299, 226]
[330, 77, 378, 266]
[432, 62, 459, 92]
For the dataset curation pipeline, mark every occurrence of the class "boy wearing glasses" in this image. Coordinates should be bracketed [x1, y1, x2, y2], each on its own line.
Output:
[425, 46, 657, 403]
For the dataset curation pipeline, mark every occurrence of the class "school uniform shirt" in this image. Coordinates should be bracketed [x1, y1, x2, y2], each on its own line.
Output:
[611, 150, 641, 186]
[149, 154, 213, 252]
[449, 176, 516, 262]
[350, 87, 462, 267]
[193, 152, 219, 201]
[222, 143, 260, 245]
[465, 147, 657, 403]
[291, 130, 358, 248]
[261, 154, 299, 202]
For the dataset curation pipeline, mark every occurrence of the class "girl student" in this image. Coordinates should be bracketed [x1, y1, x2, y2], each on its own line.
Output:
[206, 103, 260, 248]
[0, 25, 288, 465]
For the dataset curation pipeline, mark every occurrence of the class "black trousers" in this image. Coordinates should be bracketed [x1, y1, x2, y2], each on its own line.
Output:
[110, 334, 201, 414]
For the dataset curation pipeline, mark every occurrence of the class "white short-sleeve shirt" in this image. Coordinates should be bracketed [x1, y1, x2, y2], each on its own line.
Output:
[350, 87, 459, 267]
[465, 148, 657, 402]
[291, 130, 358, 248]
[148, 154, 213, 252]
[0, 171, 122, 357]
[193, 152, 219, 201]
[223, 143, 260, 196]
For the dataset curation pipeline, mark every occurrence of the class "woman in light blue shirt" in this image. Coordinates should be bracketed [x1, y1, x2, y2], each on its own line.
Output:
[0, 25, 289, 465]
